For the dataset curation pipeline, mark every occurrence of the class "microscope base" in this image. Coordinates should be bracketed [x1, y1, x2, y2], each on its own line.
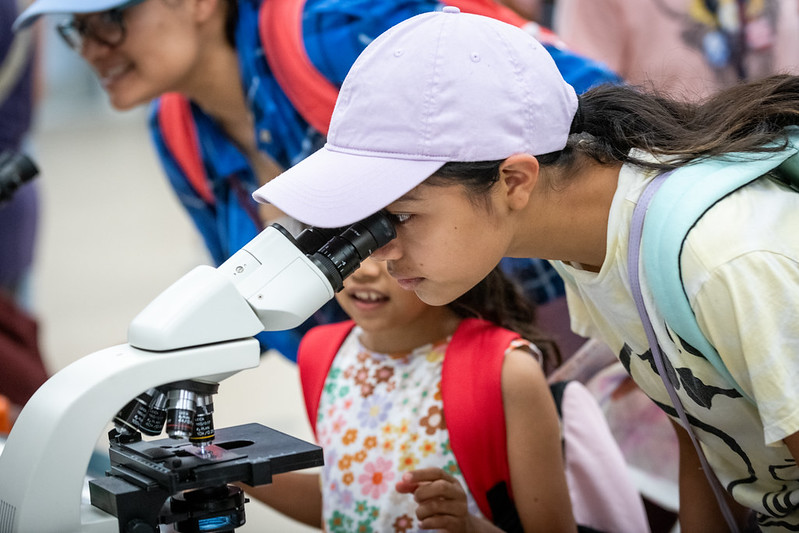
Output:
[89, 423, 323, 533]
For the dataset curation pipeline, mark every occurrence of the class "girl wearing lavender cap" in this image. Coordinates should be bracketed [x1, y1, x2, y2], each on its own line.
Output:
[255, 7, 799, 532]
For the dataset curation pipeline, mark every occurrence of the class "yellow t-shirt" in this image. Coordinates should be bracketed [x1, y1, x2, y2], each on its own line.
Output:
[554, 160, 799, 530]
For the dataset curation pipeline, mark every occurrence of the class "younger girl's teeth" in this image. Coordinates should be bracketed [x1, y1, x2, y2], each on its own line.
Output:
[354, 291, 383, 302]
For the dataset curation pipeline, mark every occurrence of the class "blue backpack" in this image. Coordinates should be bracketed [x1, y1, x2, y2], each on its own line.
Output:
[638, 130, 799, 400]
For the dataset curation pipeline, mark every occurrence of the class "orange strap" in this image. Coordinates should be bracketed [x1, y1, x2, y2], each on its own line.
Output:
[260, 0, 340, 136]
[0, 394, 12, 434]
[157, 92, 215, 205]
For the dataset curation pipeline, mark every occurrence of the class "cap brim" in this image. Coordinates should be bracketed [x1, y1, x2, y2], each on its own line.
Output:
[14, 0, 131, 30]
[254, 146, 446, 228]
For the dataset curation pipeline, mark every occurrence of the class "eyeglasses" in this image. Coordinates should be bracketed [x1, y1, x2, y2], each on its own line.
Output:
[56, 0, 145, 51]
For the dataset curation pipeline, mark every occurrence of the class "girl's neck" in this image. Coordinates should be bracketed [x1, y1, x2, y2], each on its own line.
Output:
[180, 37, 251, 138]
[516, 159, 621, 271]
[180, 37, 283, 188]
[357, 309, 462, 355]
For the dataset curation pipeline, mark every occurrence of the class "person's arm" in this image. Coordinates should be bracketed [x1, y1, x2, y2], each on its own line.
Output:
[237, 471, 322, 528]
[672, 421, 750, 532]
[503, 348, 577, 532]
[395, 348, 576, 532]
[784, 431, 799, 463]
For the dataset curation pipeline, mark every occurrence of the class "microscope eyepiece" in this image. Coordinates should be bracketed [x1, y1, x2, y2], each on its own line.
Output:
[300, 211, 396, 291]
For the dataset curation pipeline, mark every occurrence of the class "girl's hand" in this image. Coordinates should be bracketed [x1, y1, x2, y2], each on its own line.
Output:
[395, 467, 480, 532]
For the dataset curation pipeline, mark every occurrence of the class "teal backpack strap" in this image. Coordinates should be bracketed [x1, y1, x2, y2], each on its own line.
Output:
[641, 133, 799, 402]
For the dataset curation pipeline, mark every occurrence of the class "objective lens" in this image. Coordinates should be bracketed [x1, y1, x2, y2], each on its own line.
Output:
[166, 389, 196, 439]
[113, 389, 155, 432]
[139, 389, 168, 436]
[190, 394, 215, 444]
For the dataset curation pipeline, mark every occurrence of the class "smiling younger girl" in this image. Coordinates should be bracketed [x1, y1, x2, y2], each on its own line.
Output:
[241, 258, 577, 532]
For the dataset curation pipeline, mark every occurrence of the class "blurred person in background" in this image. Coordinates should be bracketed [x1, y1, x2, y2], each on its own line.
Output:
[13, 0, 620, 363]
[553, 0, 799, 100]
[0, 0, 48, 432]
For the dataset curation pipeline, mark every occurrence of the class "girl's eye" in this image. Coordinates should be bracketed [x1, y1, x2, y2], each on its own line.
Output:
[390, 213, 412, 224]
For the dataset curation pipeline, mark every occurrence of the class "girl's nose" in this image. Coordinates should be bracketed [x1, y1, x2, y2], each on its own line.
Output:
[369, 239, 400, 262]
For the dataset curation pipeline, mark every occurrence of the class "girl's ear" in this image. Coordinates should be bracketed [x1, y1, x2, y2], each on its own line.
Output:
[498, 154, 539, 211]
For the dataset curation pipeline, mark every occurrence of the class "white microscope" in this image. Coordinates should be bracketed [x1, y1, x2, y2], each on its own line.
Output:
[0, 212, 395, 533]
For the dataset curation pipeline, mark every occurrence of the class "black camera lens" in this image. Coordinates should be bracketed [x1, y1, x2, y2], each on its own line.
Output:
[0, 151, 38, 205]
[306, 211, 396, 291]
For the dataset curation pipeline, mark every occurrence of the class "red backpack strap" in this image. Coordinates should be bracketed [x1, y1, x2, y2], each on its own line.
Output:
[297, 320, 356, 437]
[259, 0, 339, 136]
[447, 0, 561, 46]
[442, 318, 520, 523]
[156, 92, 215, 205]
[446, 0, 527, 27]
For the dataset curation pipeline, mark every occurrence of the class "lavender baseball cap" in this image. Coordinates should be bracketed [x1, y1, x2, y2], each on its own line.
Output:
[254, 6, 578, 228]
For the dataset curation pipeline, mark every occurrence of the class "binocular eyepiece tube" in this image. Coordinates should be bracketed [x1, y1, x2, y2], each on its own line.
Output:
[294, 210, 396, 292]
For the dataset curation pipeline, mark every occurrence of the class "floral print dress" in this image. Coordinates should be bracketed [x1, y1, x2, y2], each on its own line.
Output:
[316, 327, 484, 533]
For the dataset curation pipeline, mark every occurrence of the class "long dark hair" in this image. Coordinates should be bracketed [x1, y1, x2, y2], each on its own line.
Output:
[447, 267, 561, 373]
[572, 73, 799, 170]
[434, 74, 799, 183]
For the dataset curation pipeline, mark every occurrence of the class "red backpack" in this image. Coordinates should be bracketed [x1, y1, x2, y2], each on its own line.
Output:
[155, 0, 560, 205]
[297, 318, 651, 532]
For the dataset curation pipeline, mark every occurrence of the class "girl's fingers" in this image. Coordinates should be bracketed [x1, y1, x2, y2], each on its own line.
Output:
[417, 513, 465, 531]
[402, 467, 456, 484]
[412, 476, 467, 504]
[396, 468, 457, 495]
[415, 496, 469, 522]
